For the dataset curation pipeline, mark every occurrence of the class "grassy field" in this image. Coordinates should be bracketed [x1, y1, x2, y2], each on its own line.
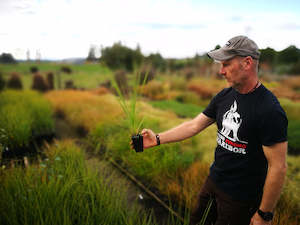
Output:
[1, 62, 300, 224]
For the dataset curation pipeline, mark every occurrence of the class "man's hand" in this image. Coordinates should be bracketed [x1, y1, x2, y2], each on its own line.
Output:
[130, 129, 157, 150]
[250, 212, 272, 225]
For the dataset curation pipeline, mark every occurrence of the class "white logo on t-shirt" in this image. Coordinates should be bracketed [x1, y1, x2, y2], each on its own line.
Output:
[220, 100, 247, 144]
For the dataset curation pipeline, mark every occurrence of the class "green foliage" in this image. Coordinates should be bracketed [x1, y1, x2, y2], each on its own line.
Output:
[111, 70, 148, 135]
[0, 90, 54, 149]
[287, 120, 300, 153]
[260, 47, 277, 65]
[89, 119, 195, 183]
[101, 42, 144, 71]
[278, 45, 300, 65]
[149, 100, 204, 118]
[0, 142, 154, 225]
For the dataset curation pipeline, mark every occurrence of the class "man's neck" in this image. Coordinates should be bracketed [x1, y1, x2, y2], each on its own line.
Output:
[235, 79, 260, 94]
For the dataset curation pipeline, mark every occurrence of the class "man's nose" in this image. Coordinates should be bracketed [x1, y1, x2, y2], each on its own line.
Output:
[219, 66, 225, 75]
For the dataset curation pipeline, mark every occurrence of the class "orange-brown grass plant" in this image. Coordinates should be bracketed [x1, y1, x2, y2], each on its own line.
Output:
[187, 77, 227, 99]
[7, 72, 23, 90]
[89, 87, 110, 96]
[282, 76, 300, 91]
[142, 80, 168, 100]
[269, 85, 300, 101]
[154, 161, 210, 210]
[45, 90, 123, 132]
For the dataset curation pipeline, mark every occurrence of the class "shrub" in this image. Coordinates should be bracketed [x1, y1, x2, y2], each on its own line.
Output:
[61, 66, 72, 74]
[0, 72, 6, 91]
[7, 72, 23, 89]
[113, 70, 129, 96]
[32, 73, 49, 92]
[65, 80, 75, 89]
[47, 72, 55, 90]
[30, 66, 39, 74]
[139, 67, 156, 85]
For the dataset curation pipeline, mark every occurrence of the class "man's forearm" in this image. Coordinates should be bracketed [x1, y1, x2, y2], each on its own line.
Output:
[158, 113, 214, 144]
[159, 120, 199, 144]
[259, 165, 287, 212]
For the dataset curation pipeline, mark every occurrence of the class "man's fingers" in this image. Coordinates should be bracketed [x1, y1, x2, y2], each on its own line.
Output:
[141, 129, 148, 135]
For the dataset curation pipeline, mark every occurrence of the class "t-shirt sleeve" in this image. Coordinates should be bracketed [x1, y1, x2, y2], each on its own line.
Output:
[259, 105, 288, 146]
[203, 95, 218, 119]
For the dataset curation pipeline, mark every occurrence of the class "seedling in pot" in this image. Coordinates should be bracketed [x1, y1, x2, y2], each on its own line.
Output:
[111, 67, 149, 152]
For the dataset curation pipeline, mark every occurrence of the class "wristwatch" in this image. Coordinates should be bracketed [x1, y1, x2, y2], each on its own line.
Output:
[257, 209, 273, 221]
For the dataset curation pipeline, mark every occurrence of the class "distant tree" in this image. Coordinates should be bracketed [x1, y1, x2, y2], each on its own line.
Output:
[278, 45, 300, 64]
[260, 47, 277, 64]
[146, 53, 167, 71]
[101, 42, 144, 71]
[0, 53, 17, 64]
[87, 45, 97, 61]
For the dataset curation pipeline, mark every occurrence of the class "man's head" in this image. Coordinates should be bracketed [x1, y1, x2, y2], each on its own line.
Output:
[207, 35, 260, 61]
[208, 36, 260, 93]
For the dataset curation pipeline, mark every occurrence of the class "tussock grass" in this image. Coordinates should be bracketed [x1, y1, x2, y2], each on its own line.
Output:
[45, 90, 123, 132]
[0, 140, 154, 225]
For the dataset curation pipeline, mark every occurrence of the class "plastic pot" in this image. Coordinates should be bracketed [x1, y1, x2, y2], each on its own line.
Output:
[131, 134, 143, 152]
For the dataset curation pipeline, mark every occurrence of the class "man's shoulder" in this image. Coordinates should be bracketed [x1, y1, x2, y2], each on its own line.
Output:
[257, 85, 287, 117]
[215, 87, 233, 98]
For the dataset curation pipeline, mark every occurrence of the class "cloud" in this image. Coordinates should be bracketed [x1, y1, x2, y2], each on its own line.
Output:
[280, 23, 300, 30]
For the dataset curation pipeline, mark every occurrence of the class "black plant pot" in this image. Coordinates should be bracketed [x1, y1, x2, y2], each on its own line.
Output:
[131, 134, 143, 152]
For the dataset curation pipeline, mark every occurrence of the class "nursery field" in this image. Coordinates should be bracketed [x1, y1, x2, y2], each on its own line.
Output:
[1, 62, 300, 225]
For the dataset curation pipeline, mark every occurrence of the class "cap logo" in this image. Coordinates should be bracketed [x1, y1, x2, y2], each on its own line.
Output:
[225, 41, 231, 46]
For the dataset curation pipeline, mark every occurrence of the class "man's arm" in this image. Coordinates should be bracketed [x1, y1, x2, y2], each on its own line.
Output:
[250, 141, 288, 225]
[141, 113, 215, 149]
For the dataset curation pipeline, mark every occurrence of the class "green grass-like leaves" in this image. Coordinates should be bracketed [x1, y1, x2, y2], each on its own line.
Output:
[0, 141, 154, 225]
[0, 90, 54, 149]
[149, 100, 204, 118]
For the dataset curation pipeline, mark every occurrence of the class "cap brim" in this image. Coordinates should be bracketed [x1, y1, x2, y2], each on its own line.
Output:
[207, 48, 235, 61]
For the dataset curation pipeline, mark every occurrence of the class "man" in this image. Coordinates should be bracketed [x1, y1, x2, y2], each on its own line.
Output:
[139, 36, 288, 225]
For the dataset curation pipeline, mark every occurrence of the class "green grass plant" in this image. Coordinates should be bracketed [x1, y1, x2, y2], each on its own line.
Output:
[149, 100, 204, 118]
[111, 69, 148, 135]
[0, 140, 154, 225]
[0, 90, 54, 149]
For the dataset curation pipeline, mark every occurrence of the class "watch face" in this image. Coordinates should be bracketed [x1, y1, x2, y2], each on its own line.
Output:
[264, 212, 273, 221]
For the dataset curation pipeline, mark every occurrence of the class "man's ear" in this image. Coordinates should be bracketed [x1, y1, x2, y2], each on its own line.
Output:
[243, 56, 253, 70]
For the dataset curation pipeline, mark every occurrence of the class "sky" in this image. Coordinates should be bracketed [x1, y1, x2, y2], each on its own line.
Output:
[1, 0, 300, 60]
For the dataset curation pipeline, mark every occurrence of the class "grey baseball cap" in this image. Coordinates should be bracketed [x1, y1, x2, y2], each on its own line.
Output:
[207, 35, 260, 61]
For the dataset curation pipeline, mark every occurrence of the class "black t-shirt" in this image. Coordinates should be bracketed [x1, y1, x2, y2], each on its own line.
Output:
[203, 84, 288, 201]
